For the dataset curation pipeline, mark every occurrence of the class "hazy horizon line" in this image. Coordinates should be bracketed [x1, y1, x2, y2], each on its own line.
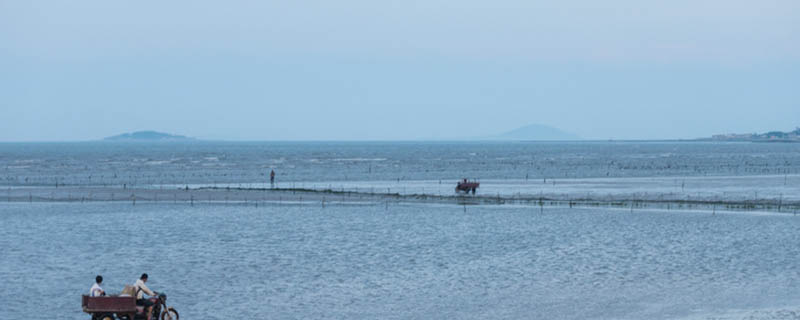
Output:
[0, 137, 737, 143]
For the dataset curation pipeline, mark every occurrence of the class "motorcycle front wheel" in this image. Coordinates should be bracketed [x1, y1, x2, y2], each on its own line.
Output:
[161, 307, 179, 320]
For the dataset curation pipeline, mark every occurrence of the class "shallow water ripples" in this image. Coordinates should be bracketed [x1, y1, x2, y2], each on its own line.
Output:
[2, 203, 800, 319]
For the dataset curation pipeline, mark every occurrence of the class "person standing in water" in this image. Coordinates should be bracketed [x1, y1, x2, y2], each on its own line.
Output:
[270, 169, 276, 187]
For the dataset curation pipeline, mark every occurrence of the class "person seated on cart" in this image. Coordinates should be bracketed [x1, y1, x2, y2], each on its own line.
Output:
[89, 275, 105, 297]
[134, 273, 157, 320]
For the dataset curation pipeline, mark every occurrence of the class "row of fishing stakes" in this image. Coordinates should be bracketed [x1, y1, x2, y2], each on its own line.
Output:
[6, 186, 800, 215]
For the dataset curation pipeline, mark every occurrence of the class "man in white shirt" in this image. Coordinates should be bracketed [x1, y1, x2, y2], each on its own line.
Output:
[89, 275, 105, 297]
[134, 273, 157, 320]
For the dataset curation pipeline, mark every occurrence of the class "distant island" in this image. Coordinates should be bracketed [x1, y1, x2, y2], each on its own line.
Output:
[705, 128, 800, 142]
[104, 130, 193, 141]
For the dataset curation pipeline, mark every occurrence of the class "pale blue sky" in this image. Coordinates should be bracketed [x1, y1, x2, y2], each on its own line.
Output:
[1, 0, 798, 141]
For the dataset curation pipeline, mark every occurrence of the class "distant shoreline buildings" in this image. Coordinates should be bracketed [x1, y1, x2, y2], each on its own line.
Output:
[708, 128, 800, 142]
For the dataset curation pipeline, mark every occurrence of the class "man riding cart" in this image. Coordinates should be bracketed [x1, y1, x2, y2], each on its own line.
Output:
[82, 274, 178, 320]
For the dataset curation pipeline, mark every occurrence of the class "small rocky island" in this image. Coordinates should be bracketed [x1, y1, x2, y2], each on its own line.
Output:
[104, 130, 193, 141]
[707, 128, 800, 142]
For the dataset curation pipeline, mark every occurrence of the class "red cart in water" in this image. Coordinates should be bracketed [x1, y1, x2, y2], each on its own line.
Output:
[82, 294, 178, 320]
[456, 179, 479, 194]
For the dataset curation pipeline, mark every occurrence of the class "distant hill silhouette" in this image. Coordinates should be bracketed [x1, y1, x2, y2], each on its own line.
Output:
[488, 124, 580, 141]
[104, 131, 192, 141]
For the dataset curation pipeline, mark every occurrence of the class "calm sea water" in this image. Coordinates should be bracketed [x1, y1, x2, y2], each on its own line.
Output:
[2, 142, 800, 319]
[2, 141, 799, 187]
[2, 202, 800, 319]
